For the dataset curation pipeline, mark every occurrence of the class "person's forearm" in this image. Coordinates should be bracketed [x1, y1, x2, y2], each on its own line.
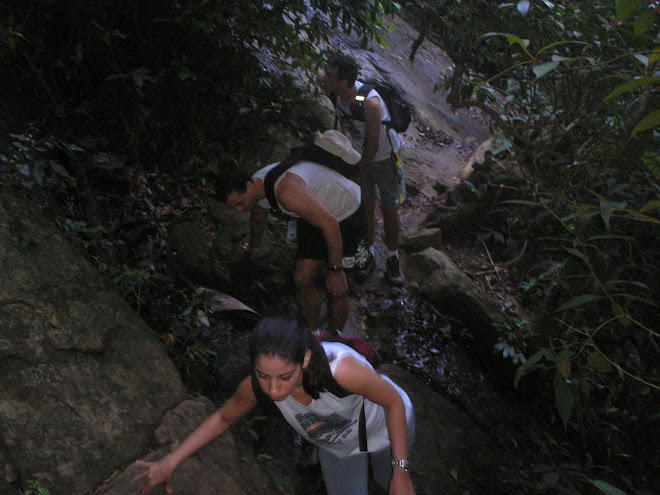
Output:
[321, 220, 344, 267]
[162, 411, 230, 469]
[357, 143, 378, 172]
[248, 206, 268, 248]
[384, 397, 410, 461]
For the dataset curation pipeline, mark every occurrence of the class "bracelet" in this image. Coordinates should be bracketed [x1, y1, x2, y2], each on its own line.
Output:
[391, 458, 410, 471]
[328, 264, 344, 273]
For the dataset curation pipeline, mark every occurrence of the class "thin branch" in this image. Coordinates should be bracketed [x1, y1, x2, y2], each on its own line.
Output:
[475, 239, 528, 276]
[481, 241, 503, 283]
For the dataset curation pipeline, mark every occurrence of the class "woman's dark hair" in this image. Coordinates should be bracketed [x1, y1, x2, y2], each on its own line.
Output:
[328, 54, 359, 86]
[249, 317, 334, 399]
[215, 167, 253, 203]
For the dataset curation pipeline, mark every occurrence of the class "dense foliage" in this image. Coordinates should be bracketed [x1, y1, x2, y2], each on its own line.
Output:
[1, 0, 398, 170]
[405, 1, 658, 494]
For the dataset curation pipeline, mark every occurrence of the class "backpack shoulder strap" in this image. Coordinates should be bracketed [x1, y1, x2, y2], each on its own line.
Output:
[345, 83, 373, 122]
[317, 338, 368, 452]
[357, 83, 374, 99]
[263, 146, 309, 213]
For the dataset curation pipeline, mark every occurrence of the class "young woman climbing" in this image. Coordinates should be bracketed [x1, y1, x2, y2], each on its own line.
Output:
[134, 317, 416, 495]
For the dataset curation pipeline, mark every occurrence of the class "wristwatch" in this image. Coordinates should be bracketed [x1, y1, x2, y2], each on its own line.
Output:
[391, 458, 410, 471]
[328, 264, 344, 273]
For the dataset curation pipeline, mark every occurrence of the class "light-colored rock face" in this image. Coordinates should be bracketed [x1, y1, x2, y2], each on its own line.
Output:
[0, 191, 186, 495]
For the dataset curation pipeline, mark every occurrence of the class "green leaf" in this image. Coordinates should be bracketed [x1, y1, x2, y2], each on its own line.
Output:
[587, 351, 614, 373]
[536, 40, 589, 56]
[562, 247, 587, 263]
[480, 32, 529, 49]
[599, 200, 626, 230]
[611, 304, 632, 327]
[613, 293, 658, 308]
[196, 310, 210, 327]
[533, 61, 559, 79]
[32, 163, 46, 186]
[631, 109, 660, 137]
[620, 209, 660, 225]
[589, 479, 628, 495]
[640, 199, 660, 213]
[650, 45, 660, 66]
[48, 160, 73, 179]
[500, 199, 543, 207]
[557, 351, 571, 379]
[514, 350, 547, 388]
[555, 294, 603, 313]
[604, 279, 649, 290]
[634, 12, 656, 37]
[92, 152, 125, 170]
[553, 373, 574, 428]
[616, 0, 641, 21]
[603, 77, 660, 102]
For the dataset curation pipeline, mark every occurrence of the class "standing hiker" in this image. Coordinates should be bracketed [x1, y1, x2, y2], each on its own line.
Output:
[134, 317, 416, 495]
[215, 130, 368, 335]
[323, 53, 406, 286]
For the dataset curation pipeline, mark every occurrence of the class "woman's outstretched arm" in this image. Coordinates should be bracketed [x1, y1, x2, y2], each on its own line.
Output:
[133, 375, 258, 494]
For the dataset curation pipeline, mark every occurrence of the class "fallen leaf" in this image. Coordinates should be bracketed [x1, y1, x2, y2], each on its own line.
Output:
[195, 287, 258, 314]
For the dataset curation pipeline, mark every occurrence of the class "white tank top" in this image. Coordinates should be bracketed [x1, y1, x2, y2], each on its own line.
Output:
[336, 81, 402, 162]
[273, 342, 414, 457]
[253, 162, 361, 221]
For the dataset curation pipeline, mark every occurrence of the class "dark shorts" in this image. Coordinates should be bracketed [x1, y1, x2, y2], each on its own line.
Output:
[296, 203, 369, 270]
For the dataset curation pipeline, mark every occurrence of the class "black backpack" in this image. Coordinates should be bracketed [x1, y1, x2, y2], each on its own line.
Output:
[263, 143, 358, 215]
[335, 78, 412, 133]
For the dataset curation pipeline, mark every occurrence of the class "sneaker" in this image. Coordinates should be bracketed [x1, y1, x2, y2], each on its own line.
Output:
[353, 252, 375, 283]
[386, 255, 405, 287]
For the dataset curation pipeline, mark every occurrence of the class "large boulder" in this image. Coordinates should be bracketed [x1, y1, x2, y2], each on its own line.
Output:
[379, 364, 508, 495]
[94, 398, 275, 495]
[0, 190, 187, 494]
[400, 227, 443, 253]
[403, 247, 514, 351]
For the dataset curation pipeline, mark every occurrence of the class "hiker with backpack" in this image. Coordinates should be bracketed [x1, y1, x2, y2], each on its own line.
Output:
[324, 54, 410, 287]
[214, 130, 369, 336]
[134, 317, 416, 495]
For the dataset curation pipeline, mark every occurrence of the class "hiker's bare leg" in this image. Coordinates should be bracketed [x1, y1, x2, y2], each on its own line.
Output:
[382, 207, 400, 251]
[294, 259, 323, 330]
[326, 290, 348, 334]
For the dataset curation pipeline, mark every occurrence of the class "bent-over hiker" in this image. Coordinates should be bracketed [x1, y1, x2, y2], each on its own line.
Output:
[134, 317, 416, 495]
[215, 130, 368, 335]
